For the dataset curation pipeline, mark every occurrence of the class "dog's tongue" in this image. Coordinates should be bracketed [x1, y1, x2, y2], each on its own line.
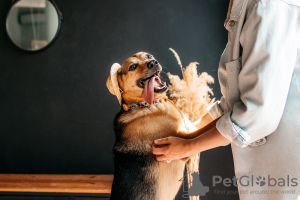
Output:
[142, 76, 156, 104]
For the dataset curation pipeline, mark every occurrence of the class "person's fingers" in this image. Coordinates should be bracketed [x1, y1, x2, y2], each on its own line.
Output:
[153, 137, 171, 145]
[152, 144, 168, 155]
[155, 154, 168, 162]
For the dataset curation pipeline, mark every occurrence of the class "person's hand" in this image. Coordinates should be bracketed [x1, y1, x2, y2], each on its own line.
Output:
[152, 136, 193, 162]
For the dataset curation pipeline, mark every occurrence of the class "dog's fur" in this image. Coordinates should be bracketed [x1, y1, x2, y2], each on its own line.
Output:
[107, 52, 202, 200]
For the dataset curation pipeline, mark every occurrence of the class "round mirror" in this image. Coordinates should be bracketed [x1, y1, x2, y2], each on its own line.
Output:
[6, 0, 63, 52]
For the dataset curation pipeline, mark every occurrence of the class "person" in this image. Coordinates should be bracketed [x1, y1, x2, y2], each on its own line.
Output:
[152, 0, 300, 199]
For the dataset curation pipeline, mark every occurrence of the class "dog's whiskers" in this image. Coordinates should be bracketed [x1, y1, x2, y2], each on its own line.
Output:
[161, 65, 169, 70]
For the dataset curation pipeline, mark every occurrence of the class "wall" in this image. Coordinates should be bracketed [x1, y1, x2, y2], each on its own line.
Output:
[0, 0, 238, 199]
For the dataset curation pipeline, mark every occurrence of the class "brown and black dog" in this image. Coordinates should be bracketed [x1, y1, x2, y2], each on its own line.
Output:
[106, 52, 214, 200]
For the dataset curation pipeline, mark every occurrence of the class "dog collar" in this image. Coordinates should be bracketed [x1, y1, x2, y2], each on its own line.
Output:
[122, 97, 168, 111]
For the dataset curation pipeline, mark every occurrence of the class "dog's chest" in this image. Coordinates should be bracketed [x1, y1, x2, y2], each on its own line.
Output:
[114, 103, 182, 154]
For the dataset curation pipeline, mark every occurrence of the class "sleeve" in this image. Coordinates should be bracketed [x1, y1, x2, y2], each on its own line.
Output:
[206, 98, 226, 120]
[216, 0, 300, 147]
[206, 44, 230, 120]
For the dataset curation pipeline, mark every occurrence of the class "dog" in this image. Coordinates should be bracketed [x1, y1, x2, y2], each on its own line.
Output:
[106, 52, 211, 200]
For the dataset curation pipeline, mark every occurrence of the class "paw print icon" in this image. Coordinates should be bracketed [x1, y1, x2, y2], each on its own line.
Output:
[256, 176, 266, 186]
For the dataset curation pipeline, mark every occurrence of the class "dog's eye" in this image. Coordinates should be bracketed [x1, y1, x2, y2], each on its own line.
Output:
[145, 54, 152, 59]
[129, 64, 138, 71]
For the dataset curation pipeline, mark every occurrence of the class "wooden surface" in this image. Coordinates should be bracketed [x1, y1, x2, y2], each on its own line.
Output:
[0, 174, 113, 193]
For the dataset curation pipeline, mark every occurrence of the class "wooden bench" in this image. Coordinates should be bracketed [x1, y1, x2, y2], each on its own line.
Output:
[0, 174, 113, 200]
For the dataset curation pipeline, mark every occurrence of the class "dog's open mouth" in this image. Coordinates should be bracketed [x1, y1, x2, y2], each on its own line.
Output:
[141, 71, 167, 91]
[138, 71, 168, 104]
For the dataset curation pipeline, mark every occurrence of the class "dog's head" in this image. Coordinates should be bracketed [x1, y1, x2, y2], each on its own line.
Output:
[107, 52, 168, 105]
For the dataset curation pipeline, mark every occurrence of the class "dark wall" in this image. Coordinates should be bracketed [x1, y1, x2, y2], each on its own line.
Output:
[0, 0, 238, 199]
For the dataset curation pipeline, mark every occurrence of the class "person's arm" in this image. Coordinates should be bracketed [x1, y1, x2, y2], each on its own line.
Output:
[178, 116, 221, 139]
[193, 113, 214, 129]
[152, 118, 230, 161]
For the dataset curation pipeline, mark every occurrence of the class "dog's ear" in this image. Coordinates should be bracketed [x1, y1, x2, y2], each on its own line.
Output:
[106, 63, 122, 105]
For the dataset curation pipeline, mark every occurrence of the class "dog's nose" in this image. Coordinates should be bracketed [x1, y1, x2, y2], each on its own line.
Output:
[147, 60, 159, 69]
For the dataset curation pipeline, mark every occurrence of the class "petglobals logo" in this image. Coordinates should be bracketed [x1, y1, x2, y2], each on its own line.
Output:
[179, 171, 210, 198]
[213, 175, 298, 187]
[179, 172, 298, 198]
